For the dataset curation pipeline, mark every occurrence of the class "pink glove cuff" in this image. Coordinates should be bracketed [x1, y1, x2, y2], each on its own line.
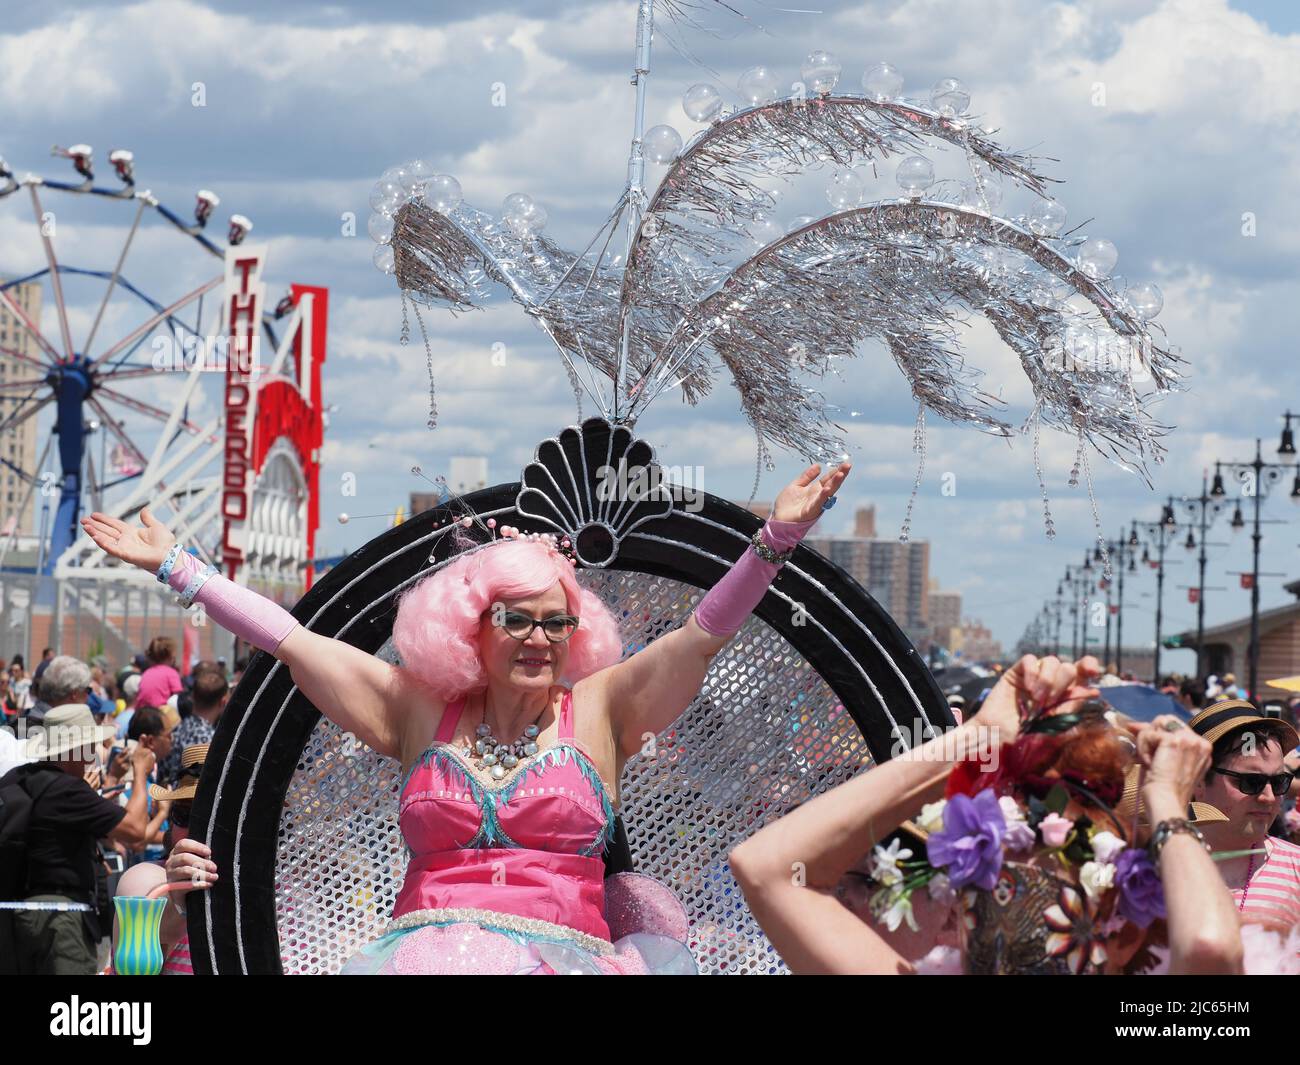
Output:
[693, 516, 819, 638]
[761, 515, 819, 552]
[167, 549, 298, 655]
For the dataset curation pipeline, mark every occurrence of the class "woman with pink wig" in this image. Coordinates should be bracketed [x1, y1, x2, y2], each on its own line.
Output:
[80, 457, 848, 974]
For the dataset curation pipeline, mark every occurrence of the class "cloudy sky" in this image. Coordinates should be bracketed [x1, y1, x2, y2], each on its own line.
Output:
[3, 0, 1298, 664]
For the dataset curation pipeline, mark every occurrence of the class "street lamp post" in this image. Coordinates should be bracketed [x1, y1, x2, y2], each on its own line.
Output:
[1174, 473, 1226, 679]
[1094, 529, 1137, 676]
[1133, 499, 1180, 685]
[1212, 428, 1300, 699]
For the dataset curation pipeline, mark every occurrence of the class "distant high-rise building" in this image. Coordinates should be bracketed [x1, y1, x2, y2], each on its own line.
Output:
[928, 587, 963, 649]
[411, 454, 489, 516]
[803, 506, 930, 647]
[954, 618, 1003, 664]
[730, 503, 931, 644]
[0, 281, 42, 538]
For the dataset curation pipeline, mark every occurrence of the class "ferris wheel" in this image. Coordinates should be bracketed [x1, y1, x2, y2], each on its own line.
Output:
[0, 143, 323, 598]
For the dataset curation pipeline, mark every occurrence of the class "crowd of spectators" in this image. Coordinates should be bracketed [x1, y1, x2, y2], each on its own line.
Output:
[0, 641, 238, 974]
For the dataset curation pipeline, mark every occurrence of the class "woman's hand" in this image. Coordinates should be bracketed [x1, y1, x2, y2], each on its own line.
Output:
[79, 505, 176, 573]
[165, 837, 218, 893]
[1135, 717, 1211, 816]
[772, 462, 851, 523]
[974, 654, 1102, 749]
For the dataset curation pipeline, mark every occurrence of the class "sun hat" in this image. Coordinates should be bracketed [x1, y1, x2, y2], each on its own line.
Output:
[23, 703, 117, 760]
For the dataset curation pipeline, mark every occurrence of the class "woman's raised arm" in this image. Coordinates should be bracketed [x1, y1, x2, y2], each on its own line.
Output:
[273, 626, 435, 759]
[594, 461, 850, 760]
[80, 506, 434, 761]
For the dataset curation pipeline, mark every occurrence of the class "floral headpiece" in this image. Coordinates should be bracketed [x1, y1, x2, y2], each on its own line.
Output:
[867, 697, 1166, 974]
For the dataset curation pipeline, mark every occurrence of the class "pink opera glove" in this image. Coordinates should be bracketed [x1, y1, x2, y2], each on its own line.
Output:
[166, 549, 298, 655]
[693, 515, 819, 637]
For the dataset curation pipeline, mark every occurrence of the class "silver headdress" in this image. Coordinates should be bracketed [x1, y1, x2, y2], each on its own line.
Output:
[371, 0, 1177, 568]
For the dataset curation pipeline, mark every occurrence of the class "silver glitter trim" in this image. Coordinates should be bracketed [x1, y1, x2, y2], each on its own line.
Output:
[383, 907, 617, 956]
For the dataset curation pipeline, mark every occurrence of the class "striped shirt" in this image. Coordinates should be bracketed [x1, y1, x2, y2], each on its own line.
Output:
[1233, 836, 1300, 930]
[162, 935, 194, 975]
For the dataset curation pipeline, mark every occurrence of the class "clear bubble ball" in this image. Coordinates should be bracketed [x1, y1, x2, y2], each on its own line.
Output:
[372, 244, 395, 274]
[1078, 237, 1118, 279]
[369, 179, 404, 212]
[403, 159, 433, 192]
[787, 214, 816, 233]
[896, 155, 935, 195]
[862, 61, 904, 102]
[826, 168, 864, 210]
[426, 174, 462, 214]
[644, 124, 683, 164]
[930, 78, 970, 117]
[682, 83, 723, 122]
[367, 212, 394, 244]
[801, 51, 841, 95]
[505, 198, 547, 240]
[502, 192, 534, 220]
[1127, 281, 1163, 320]
[738, 65, 781, 105]
[1028, 197, 1067, 235]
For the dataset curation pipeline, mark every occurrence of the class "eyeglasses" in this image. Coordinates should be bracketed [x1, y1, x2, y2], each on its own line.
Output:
[495, 611, 579, 643]
[1211, 766, 1295, 797]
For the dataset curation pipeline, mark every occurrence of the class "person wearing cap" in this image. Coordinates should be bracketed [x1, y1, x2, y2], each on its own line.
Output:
[0, 705, 155, 975]
[1190, 699, 1300, 930]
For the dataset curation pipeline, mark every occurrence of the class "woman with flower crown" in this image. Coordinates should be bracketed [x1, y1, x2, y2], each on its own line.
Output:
[79, 458, 848, 975]
[730, 654, 1245, 975]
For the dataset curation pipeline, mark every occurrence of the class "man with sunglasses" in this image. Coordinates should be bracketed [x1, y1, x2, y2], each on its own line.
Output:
[1190, 699, 1300, 930]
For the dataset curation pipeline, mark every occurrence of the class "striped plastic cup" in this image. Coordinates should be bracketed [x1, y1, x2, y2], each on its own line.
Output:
[113, 896, 169, 976]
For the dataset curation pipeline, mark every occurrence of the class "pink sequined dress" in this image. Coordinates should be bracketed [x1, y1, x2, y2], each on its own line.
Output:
[340, 687, 695, 974]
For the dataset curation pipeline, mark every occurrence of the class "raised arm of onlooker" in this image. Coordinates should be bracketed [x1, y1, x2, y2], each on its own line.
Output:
[106, 746, 155, 846]
[1136, 720, 1243, 975]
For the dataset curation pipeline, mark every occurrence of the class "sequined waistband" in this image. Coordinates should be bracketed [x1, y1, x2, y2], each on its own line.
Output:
[385, 906, 617, 956]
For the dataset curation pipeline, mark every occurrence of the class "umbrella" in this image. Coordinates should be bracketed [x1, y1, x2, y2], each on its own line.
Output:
[1097, 684, 1189, 723]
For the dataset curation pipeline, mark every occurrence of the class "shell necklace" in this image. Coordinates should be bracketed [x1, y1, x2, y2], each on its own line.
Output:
[461, 696, 542, 780]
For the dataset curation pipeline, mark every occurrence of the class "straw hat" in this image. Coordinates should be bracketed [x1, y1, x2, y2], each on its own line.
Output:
[149, 742, 208, 802]
[1116, 763, 1228, 828]
[23, 703, 117, 761]
[1189, 699, 1299, 751]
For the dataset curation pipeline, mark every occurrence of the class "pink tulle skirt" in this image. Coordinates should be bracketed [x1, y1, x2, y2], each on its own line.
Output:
[339, 873, 697, 975]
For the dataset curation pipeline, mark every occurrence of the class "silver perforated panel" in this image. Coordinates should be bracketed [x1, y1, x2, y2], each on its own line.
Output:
[274, 570, 870, 975]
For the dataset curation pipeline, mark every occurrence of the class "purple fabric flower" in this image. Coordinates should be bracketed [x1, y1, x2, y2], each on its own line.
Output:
[926, 791, 1006, 891]
[1114, 847, 1166, 928]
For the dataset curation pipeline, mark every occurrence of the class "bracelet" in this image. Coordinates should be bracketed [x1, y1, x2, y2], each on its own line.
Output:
[156, 543, 183, 584]
[750, 527, 795, 565]
[1147, 817, 1210, 864]
[178, 563, 220, 608]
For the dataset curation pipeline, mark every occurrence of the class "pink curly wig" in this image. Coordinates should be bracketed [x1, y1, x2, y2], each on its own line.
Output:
[392, 539, 624, 702]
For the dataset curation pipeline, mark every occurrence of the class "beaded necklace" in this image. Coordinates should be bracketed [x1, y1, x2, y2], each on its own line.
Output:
[1238, 851, 1258, 913]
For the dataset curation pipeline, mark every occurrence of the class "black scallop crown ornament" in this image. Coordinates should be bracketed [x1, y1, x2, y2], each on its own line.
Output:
[516, 418, 675, 568]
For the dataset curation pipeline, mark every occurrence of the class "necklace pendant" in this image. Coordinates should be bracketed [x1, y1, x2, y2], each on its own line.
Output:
[490, 764, 506, 780]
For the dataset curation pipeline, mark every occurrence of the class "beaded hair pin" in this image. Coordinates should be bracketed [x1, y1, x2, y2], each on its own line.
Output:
[424, 472, 578, 569]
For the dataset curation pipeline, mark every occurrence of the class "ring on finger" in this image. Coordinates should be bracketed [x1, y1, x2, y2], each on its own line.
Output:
[1161, 718, 1183, 732]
